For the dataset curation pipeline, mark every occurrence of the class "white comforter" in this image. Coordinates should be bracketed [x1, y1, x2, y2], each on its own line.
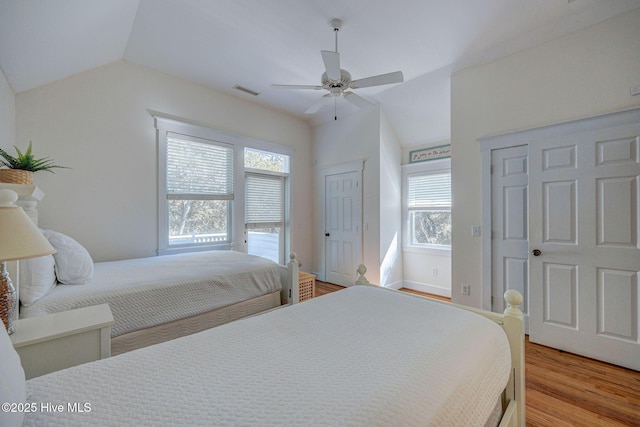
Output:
[20, 250, 281, 337]
[24, 286, 511, 427]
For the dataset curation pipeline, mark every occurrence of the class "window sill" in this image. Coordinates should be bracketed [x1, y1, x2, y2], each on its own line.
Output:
[402, 245, 451, 257]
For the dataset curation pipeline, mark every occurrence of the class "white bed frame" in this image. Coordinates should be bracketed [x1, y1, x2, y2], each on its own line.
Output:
[452, 290, 525, 427]
[280, 260, 525, 427]
[110, 255, 299, 355]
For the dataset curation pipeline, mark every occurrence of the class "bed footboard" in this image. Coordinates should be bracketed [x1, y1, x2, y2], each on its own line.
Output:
[450, 290, 525, 426]
[398, 285, 525, 426]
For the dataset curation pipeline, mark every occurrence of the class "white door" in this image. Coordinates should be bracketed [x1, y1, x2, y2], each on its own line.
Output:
[491, 145, 529, 329]
[529, 122, 640, 370]
[324, 171, 362, 286]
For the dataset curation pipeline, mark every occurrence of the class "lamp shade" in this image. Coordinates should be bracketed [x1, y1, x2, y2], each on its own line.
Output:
[0, 189, 55, 261]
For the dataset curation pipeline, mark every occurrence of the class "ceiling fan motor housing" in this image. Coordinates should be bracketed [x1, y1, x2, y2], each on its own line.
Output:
[321, 69, 352, 93]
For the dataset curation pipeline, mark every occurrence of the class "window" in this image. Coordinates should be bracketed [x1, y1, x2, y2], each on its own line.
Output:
[403, 159, 451, 253]
[244, 148, 289, 264]
[165, 133, 233, 249]
[156, 116, 293, 258]
[244, 147, 289, 173]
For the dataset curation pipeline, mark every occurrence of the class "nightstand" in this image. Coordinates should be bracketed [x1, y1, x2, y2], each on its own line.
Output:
[11, 304, 114, 379]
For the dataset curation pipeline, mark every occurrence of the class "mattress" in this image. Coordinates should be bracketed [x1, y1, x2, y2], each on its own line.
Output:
[20, 250, 282, 337]
[24, 285, 511, 427]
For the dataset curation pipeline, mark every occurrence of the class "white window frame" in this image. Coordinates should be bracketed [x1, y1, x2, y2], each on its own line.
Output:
[402, 158, 451, 256]
[155, 114, 294, 258]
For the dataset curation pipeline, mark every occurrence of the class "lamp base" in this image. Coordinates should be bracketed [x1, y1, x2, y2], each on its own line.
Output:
[0, 262, 17, 335]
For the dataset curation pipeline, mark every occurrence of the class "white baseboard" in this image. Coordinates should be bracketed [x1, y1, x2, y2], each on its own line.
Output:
[402, 280, 451, 298]
[382, 280, 403, 290]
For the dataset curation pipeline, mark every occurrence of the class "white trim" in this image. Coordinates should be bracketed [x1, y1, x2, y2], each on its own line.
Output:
[153, 113, 295, 156]
[402, 280, 452, 298]
[402, 245, 451, 256]
[478, 105, 640, 149]
[382, 280, 403, 290]
[319, 159, 364, 176]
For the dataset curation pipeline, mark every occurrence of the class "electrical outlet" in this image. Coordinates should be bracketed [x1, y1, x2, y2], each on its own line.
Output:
[432, 268, 438, 277]
[631, 83, 640, 96]
[471, 225, 481, 237]
[461, 284, 471, 295]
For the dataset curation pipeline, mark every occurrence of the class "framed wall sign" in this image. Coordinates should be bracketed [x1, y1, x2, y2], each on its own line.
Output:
[409, 144, 451, 163]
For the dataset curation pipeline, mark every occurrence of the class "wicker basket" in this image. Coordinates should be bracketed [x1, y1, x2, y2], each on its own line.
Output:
[298, 272, 316, 302]
[0, 169, 34, 184]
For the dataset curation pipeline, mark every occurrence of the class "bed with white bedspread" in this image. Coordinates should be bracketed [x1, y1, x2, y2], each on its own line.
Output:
[16, 285, 525, 426]
[20, 250, 286, 353]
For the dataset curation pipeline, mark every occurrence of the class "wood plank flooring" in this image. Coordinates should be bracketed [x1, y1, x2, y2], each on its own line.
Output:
[314, 281, 640, 426]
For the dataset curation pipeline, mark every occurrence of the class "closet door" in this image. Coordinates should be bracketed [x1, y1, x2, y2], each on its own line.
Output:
[528, 122, 640, 371]
[491, 145, 529, 330]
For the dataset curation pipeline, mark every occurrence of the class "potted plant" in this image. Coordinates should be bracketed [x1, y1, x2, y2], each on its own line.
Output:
[0, 141, 67, 184]
[0, 142, 68, 184]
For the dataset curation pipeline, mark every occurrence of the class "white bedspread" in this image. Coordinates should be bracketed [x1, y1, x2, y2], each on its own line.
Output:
[20, 251, 281, 337]
[24, 286, 511, 427]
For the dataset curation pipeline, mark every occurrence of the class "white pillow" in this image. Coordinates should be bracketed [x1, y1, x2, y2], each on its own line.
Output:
[19, 255, 57, 306]
[42, 230, 94, 285]
[0, 326, 26, 427]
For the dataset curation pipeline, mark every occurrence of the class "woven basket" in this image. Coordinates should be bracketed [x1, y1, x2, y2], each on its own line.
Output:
[298, 272, 316, 302]
[0, 169, 34, 184]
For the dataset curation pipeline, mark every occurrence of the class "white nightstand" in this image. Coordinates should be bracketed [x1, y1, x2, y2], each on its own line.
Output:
[11, 304, 114, 379]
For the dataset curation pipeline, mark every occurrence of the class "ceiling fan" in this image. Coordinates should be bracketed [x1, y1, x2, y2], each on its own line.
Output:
[272, 18, 404, 119]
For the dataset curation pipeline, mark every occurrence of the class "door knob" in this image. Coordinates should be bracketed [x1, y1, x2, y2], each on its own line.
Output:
[531, 249, 542, 256]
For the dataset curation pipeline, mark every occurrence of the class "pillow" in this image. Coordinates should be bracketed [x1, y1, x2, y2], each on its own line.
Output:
[42, 230, 94, 285]
[19, 255, 57, 306]
[0, 326, 26, 427]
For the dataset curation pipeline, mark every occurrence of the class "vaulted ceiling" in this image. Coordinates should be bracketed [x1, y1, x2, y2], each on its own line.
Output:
[1, 0, 638, 146]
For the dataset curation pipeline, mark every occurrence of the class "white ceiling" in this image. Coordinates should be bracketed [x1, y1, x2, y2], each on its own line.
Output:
[1, 0, 638, 146]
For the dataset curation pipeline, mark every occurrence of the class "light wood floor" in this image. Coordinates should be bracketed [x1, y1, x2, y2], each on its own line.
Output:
[315, 281, 640, 426]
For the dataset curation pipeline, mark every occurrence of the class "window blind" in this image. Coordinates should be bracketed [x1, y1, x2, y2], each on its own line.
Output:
[245, 173, 284, 228]
[408, 172, 451, 210]
[166, 133, 233, 198]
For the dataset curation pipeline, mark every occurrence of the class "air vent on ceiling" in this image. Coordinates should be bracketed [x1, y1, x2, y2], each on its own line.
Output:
[233, 85, 260, 96]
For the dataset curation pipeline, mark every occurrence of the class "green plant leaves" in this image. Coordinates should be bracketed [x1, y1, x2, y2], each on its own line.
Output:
[0, 141, 69, 173]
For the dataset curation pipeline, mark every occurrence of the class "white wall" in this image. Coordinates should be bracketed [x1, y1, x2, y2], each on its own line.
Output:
[0, 67, 15, 149]
[451, 9, 640, 307]
[15, 60, 313, 264]
[379, 111, 403, 287]
[311, 108, 381, 284]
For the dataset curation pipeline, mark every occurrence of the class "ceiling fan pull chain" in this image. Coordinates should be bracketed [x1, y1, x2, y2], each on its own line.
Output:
[334, 97, 337, 120]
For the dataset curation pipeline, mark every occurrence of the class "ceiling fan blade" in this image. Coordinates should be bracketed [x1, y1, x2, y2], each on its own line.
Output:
[343, 91, 375, 109]
[321, 50, 341, 81]
[305, 94, 331, 114]
[272, 84, 323, 90]
[350, 71, 404, 89]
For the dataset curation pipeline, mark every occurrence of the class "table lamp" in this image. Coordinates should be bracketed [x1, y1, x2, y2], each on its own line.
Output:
[0, 189, 56, 334]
